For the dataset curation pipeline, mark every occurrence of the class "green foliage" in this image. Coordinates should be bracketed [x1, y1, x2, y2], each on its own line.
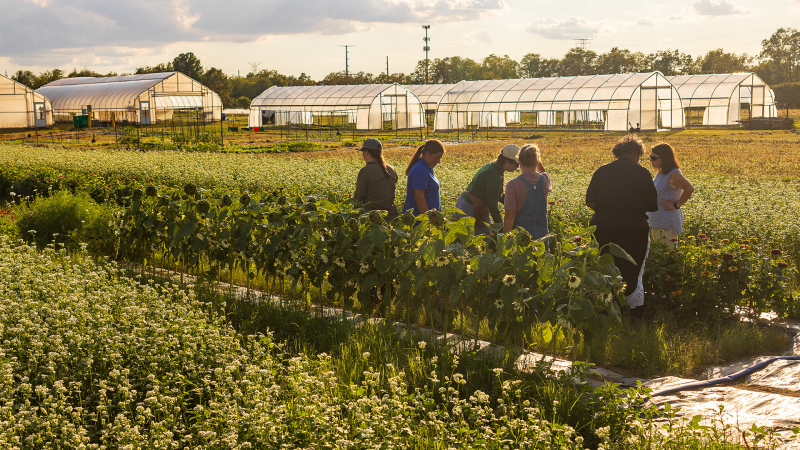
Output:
[644, 236, 798, 320]
[14, 190, 117, 254]
[114, 185, 627, 347]
[772, 82, 800, 108]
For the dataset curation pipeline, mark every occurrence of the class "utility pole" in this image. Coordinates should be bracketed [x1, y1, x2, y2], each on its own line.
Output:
[422, 25, 431, 84]
[573, 39, 592, 50]
[386, 57, 389, 77]
[338, 45, 354, 77]
[247, 62, 262, 74]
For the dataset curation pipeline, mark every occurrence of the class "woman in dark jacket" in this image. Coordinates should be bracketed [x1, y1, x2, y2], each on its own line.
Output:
[354, 138, 399, 220]
[585, 135, 658, 314]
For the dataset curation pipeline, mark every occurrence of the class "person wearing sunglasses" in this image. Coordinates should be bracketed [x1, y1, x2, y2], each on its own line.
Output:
[646, 143, 694, 249]
[455, 144, 520, 236]
[585, 135, 658, 315]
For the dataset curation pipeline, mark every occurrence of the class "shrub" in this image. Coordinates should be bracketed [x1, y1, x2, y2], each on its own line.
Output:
[14, 190, 117, 255]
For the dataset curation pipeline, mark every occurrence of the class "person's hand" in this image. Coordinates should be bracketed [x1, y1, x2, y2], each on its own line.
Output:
[660, 199, 676, 210]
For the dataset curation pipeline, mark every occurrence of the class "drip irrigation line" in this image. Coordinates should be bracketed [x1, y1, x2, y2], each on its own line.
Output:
[652, 355, 800, 397]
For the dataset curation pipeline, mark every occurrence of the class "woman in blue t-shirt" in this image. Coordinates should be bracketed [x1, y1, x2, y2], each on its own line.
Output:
[403, 140, 446, 215]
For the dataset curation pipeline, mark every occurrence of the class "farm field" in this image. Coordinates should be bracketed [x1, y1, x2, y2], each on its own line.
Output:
[1, 128, 799, 448]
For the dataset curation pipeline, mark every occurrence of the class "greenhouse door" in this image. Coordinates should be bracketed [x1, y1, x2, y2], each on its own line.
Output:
[34, 102, 46, 128]
[140, 101, 151, 125]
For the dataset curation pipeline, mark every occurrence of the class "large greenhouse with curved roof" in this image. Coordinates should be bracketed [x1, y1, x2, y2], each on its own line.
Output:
[36, 72, 222, 124]
[248, 83, 425, 130]
[433, 72, 684, 132]
[665, 73, 777, 126]
[0, 75, 53, 129]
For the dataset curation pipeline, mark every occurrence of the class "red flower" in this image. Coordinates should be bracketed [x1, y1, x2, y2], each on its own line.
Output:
[666, 277, 676, 284]
[771, 249, 782, 256]
[696, 234, 706, 239]
[670, 238, 678, 243]
[723, 253, 734, 260]
[777, 262, 789, 269]
[548, 201, 556, 206]
[573, 236, 583, 243]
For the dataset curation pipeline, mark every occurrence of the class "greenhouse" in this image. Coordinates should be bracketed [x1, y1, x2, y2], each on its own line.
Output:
[248, 84, 425, 130]
[405, 84, 457, 112]
[434, 72, 684, 132]
[0, 75, 53, 129]
[36, 72, 222, 125]
[665, 73, 778, 126]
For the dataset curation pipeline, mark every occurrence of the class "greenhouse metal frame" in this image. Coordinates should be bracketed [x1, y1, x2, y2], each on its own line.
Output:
[36, 72, 222, 125]
[665, 73, 777, 126]
[405, 84, 457, 112]
[0, 75, 53, 129]
[433, 72, 685, 132]
[248, 83, 425, 131]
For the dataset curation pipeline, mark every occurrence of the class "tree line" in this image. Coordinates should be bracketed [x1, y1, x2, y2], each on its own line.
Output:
[9, 27, 798, 109]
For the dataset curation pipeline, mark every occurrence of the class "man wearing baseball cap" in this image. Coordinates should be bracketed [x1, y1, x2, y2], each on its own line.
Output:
[354, 138, 399, 220]
[455, 143, 520, 235]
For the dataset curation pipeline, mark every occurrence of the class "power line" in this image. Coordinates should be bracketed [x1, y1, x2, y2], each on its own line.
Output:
[574, 39, 592, 50]
[338, 45, 355, 77]
[247, 62, 261, 74]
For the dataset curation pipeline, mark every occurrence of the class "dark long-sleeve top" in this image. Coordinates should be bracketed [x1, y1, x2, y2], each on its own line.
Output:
[354, 161, 399, 219]
[585, 158, 658, 230]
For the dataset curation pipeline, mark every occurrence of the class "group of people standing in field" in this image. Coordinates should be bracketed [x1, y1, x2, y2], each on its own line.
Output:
[353, 135, 693, 315]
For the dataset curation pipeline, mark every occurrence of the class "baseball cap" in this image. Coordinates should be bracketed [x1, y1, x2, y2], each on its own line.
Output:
[501, 144, 520, 163]
[357, 138, 383, 152]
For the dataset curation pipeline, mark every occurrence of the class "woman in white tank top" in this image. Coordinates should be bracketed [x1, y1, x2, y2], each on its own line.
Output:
[647, 143, 695, 249]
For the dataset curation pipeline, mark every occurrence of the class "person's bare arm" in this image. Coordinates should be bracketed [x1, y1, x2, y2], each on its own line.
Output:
[503, 209, 517, 233]
[661, 171, 695, 210]
[413, 189, 429, 214]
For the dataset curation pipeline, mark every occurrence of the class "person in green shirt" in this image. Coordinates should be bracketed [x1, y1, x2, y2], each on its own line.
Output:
[354, 138, 399, 221]
[455, 144, 520, 235]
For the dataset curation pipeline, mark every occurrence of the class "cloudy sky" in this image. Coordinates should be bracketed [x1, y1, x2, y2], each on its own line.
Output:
[0, 0, 796, 79]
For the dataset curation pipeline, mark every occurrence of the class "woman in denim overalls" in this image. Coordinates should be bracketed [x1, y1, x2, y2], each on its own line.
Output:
[503, 144, 552, 246]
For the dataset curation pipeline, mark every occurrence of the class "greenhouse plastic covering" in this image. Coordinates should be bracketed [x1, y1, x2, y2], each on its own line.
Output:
[36, 72, 221, 124]
[666, 73, 777, 125]
[248, 83, 424, 130]
[434, 72, 684, 132]
[0, 75, 53, 129]
[405, 84, 457, 111]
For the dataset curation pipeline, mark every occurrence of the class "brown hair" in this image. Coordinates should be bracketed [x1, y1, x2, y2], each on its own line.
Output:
[405, 139, 446, 175]
[518, 144, 542, 169]
[612, 134, 645, 159]
[651, 143, 680, 174]
[364, 147, 396, 179]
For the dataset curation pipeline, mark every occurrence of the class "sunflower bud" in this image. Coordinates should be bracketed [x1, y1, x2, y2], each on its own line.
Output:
[221, 195, 233, 207]
[184, 183, 197, 196]
[197, 200, 210, 214]
[240, 193, 251, 205]
[145, 185, 157, 197]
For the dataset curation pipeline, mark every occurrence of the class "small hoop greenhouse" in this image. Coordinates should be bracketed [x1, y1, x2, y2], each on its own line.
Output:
[0, 75, 53, 129]
[665, 73, 777, 126]
[433, 72, 684, 132]
[36, 72, 222, 124]
[405, 84, 458, 112]
[248, 84, 425, 130]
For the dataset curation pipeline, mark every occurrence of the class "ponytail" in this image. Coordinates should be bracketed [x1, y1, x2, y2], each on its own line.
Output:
[367, 147, 395, 179]
[405, 139, 446, 175]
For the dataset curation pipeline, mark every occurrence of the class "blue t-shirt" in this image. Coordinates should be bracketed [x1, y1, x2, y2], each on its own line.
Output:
[403, 158, 441, 215]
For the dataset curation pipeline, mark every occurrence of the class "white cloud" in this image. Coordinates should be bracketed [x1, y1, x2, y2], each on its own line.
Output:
[525, 17, 609, 40]
[690, 0, 750, 16]
[0, 0, 506, 59]
[668, 14, 689, 20]
[463, 29, 497, 44]
[635, 18, 656, 26]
